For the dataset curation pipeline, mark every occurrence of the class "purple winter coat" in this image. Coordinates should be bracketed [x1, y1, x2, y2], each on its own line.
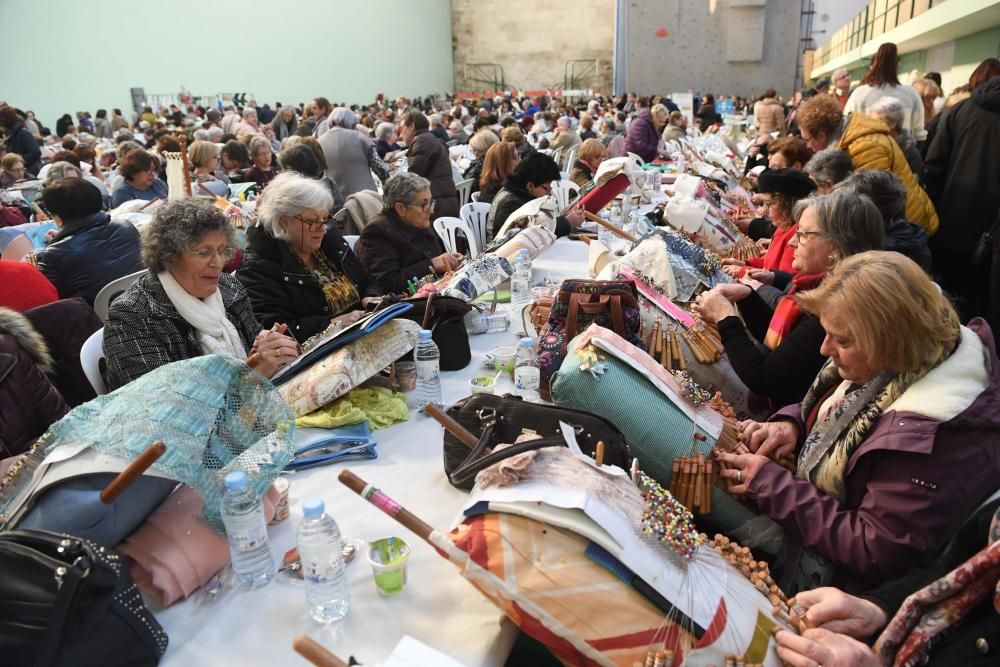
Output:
[748, 319, 1000, 593]
[624, 109, 660, 163]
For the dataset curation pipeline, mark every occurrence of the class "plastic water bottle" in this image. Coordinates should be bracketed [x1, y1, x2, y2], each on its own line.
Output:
[221, 471, 275, 589]
[599, 199, 622, 245]
[513, 337, 541, 401]
[518, 248, 533, 284]
[412, 330, 442, 409]
[464, 309, 511, 335]
[297, 498, 350, 623]
[510, 255, 530, 311]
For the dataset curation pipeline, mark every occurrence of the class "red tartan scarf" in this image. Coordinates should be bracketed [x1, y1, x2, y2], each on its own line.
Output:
[763, 271, 826, 350]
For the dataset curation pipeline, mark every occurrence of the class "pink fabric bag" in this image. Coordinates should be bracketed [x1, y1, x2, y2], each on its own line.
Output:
[117, 484, 280, 607]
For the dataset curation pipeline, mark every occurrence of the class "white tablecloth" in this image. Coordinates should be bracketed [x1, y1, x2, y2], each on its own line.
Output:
[156, 237, 592, 667]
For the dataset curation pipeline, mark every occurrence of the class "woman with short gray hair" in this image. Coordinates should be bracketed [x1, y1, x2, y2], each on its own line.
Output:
[355, 172, 462, 294]
[103, 198, 299, 390]
[244, 135, 279, 189]
[330, 107, 358, 129]
[375, 122, 400, 159]
[271, 106, 298, 141]
[804, 147, 853, 194]
[869, 97, 925, 184]
[238, 172, 381, 342]
[692, 189, 884, 409]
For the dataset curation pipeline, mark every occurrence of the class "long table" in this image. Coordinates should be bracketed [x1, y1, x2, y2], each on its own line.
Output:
[155, 237, 592, 667]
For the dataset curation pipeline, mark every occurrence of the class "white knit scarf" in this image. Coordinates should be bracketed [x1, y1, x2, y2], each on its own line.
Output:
[158, 271, 246, 360]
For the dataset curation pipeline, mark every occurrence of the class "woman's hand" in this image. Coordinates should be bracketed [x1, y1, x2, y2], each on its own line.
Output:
[733, 216, 752, 233]
[360, 296, 382, 309]
[414, 282, 439, 298]
[721, 264, 744, 278]
[432, 252, 464, 273]
[333, 310, 366, 327]
[721, 257, 745, 267]
[714, 282, 754, 302]
[791, 588, 889, 639]
[775, 628, 882, 667]
[565, 205, 585, 226]
[739, 419, 799, 460]
[252, 326, 300, 379]
[691, 288, 738, 323]
[757, 237, 772, 250]
[746, 269, 774, 285]
[715, 452, 768, 494]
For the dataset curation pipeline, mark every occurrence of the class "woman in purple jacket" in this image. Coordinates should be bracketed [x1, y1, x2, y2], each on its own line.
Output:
[718, 251, 1000, 594]
[624, 102, 668, 163]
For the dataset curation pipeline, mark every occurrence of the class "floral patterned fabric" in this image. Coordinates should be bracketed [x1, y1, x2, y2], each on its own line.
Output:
[874, 509, 1000, 666]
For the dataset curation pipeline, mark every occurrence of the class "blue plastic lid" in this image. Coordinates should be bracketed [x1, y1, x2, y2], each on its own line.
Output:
[519, 337, 533, 347]
[419, 329, 433, 339]
[302, 498, 325, 518]
[224, 471, 248, 491]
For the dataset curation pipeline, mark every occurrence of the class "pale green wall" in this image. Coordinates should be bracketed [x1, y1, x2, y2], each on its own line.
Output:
[951, 26, 1000, 87]
[0, 0, 454, 131]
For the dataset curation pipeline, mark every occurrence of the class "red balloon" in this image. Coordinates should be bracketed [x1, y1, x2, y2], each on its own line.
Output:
[656, 27, 668, 38]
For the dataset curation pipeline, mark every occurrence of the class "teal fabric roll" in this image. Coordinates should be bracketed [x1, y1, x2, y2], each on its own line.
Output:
[551, 337, 758, 532]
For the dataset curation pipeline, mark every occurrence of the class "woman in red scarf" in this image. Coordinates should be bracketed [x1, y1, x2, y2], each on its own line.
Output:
[693, 189, 884, 409]
[721, 168, 816, 279]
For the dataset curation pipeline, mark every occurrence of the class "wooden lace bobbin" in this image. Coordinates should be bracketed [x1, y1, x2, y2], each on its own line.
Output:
[669, 459, 681, 498]
[178, 136, 192, 197]
[595, 441, 605, 467]
[647, 320, 661, 354]
[669, 327, 685, 371]
[692, 454, 705, 512]
[661, 329, 672, 369]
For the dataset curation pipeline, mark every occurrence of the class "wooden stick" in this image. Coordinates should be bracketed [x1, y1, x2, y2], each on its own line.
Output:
[582, 209, 637, 243]
[704, 459, 714, 514]
[179, 136, 192, 197]
[595, 441, 605, 467]
[139, 197, 161, 211]
[423, 403, 479, 449]
[292, 635, 349, 667]
[100, 441, 167, 503]
[338, 469, 434, 542]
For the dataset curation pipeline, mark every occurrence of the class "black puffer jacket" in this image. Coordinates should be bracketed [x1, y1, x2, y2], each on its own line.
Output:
[237, 225, 381, 343]
[0, 308, 68, 457]
[33, 212, 143, 306]
[488, 181, 571, 240]
[925, 76, 1000, 256]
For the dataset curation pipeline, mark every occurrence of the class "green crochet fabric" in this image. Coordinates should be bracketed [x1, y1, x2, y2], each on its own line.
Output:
[550, 338, 758, 533]
[296, 387, 409, 430]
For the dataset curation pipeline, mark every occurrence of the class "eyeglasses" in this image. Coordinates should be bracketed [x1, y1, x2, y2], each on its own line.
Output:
[795, 230, 825, 244]
[293, 215, 333, 231]
[408, 200, 435, 212]
[187, 246, 236, 262]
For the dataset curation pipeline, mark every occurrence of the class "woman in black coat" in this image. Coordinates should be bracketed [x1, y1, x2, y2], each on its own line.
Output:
[238, 173, 382, 343]
[488, 152, 584, 241]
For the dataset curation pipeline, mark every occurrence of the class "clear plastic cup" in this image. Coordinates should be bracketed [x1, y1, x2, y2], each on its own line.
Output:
[367, 537, 410, 596]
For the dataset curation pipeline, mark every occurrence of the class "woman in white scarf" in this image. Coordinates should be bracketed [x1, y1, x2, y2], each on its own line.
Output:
[103, 199, 298, 390]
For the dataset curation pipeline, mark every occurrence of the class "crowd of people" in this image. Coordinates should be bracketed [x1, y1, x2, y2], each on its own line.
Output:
[1, 38, 999, 666]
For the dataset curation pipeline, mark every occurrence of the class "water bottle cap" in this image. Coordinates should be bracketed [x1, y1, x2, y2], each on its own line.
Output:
[519, 337, 533, 347]
[419, 329, 433, 339]
[302, 498, 325, 518]
[518, 248, 529, 256]
[224, 471, 248, 491]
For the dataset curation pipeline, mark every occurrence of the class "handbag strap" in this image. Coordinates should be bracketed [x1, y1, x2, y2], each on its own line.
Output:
[37, 559, 86, 667]
[449, 433, 566, 486]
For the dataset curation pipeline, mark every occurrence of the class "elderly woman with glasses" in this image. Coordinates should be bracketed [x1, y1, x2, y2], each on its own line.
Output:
[692, 190, 885, 410]
[103, 198, 298, 391]
[238, 172, 381, 343]
[355, 172, 463, 295]
[245, 136, 279, 189]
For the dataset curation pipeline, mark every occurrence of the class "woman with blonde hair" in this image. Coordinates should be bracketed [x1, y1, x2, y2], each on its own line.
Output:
[500, 124, 535, 160]
[716, 251, 1000, 594]
[462, 129, 500, 194]
[568, 138, 607, 188]
[477, 141, 518, 205]
[187, 140, 229, 198]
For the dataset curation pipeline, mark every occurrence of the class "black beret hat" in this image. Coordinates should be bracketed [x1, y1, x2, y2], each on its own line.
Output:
[757, 168, 817, 199]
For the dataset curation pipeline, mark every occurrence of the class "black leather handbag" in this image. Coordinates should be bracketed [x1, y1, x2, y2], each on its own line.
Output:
[0, 529, 168, 667]
[443, 393, 633, 490]
[400, 295, 472, 371]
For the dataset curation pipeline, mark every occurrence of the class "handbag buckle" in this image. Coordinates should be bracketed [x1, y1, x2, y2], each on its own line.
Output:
[476, 408, 497, 427]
